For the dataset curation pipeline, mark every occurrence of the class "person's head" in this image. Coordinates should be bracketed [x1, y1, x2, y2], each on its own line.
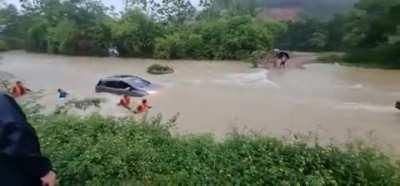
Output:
[123, 95, 129, 98]
[16, 81, 22, 85]
[142, 99, 147, 104]
[57, 88, 62, 93]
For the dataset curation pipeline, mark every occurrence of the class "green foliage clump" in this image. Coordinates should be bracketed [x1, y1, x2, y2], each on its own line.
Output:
[31, 114, 400, 185]
[154, 33, 186, 59]
[0, 40, 8, 51]
[279, 0, 400, 68]
[155, 16, 274, 60]
[113, 10, 162, 57]
[147, 64, 174, 75]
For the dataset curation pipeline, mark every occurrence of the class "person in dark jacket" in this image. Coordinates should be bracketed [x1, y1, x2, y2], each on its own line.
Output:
[0, 92, 57, 186]
[273, 49, 290, 68]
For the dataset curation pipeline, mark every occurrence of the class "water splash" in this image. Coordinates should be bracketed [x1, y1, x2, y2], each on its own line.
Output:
[335, 102, 396, 113]
[218, 69, 280, 88]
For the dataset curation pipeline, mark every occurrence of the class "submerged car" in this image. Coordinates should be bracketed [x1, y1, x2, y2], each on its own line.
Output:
[95, 75, 159, 97]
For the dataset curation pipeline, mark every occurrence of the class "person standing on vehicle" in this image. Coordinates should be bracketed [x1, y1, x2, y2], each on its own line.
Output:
[0, 92, 57, 186]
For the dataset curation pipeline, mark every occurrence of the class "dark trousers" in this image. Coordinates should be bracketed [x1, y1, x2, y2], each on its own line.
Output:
[0, 157, 41, 186]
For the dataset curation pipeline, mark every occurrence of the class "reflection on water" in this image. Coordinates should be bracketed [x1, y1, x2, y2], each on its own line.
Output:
[1, 51, 400, 154]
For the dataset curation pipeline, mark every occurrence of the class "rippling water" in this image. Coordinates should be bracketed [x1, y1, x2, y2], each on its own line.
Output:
[1, 51, 400, 154]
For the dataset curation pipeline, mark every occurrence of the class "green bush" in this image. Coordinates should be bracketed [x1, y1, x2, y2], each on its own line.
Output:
[113, 10, 162, 57]
[0, 40, 9, 51]
[147, 64, 174, 75]
[154, 33, 185, 59]
[154, 16, 275, 60]
[31, 114, 400, 185]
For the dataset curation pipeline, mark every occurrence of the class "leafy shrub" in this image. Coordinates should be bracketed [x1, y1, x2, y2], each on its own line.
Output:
[154, 16, 275, 60]
[0, 40, 9, 51]
[154, 32, 205, 59]
[30, 114, 400, 185]
[113, 10, 162, 57]
[154, 33, 185, 59]
[47, 20, 78, 55]
[197, 16, 273, 60]
[26, 22, 49, 52]
[147, 64, 174, 75]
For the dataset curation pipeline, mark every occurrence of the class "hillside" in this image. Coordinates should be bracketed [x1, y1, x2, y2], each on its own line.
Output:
[259, 0, 359, 20]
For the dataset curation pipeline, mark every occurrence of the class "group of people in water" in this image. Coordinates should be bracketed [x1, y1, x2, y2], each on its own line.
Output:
[9, 81, 152, 114]
[118, 94, 152, 114]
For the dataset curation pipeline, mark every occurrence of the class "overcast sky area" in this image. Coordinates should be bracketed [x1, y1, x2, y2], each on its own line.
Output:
[4, 0, 201, 12]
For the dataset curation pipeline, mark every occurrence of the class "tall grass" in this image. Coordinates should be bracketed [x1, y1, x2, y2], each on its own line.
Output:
[30, 114, 400, 185]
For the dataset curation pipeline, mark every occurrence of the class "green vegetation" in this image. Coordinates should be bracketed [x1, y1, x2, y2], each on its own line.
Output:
[278, 0, 400, 68]
[0, 40, 8, 51]
[30, 113, 400, 185]
[0, 0, 398, 66]
[147, 64, 174, 75]
[0, 0, 279, 60]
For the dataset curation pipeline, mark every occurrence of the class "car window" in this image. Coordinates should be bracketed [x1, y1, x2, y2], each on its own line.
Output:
[129, 78, 150, 88]
[103, 80, 132, 89]
[103, 81, 118, 88]
[118, 82, 131, 89]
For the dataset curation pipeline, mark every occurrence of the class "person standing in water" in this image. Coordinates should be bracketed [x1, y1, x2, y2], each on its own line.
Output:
[134, 99, 152, 114]
[118, 95, 132, 110]
[57, 88, 69, 105]
[273, 49, 290, 68]
[11, 81, 31, 97]
[57, 88, 69, 99]
[0, 92, 57, 186]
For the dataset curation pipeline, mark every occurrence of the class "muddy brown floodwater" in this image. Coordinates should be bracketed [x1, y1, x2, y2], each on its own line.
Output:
[1, 51, 400, 155]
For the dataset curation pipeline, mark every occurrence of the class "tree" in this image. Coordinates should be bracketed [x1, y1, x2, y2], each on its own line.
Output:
[0, 4, 24, 48]
[155, 0, 196, 24]
[113, 9, 162, 57]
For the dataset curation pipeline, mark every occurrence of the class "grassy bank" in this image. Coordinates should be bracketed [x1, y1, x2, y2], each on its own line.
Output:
[30, 114, 400, 185]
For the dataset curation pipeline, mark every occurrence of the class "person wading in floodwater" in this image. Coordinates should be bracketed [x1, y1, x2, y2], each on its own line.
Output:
[134, 99, 152, 114]
[273, 49, 290, 68]
[0, 92, 57, 186]
[11, 81, 31, 97]
[118, 95, 132, 110]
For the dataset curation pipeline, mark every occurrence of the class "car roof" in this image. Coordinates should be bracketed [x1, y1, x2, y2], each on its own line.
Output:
[100, 75, 140, 81]
[99, 75, 150, 85]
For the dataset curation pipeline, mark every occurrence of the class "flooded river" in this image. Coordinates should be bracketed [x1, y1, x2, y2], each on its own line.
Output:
[1, 51, 400, 154]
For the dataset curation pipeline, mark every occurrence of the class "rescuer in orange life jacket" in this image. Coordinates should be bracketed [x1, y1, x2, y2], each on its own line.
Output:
[118, 95, 132, 110]
[134, 99, 152, 114]
[11, 81, 31, 98]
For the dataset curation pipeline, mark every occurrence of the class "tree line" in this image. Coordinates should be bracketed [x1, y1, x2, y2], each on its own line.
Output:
[0, 0, 399, 67]
[0, 0, 283, 60]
